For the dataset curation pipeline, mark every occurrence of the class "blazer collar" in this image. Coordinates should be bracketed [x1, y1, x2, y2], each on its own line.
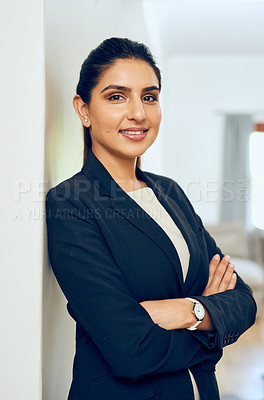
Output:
[81, 148, 165, 198]
[81, 149, 200, 293]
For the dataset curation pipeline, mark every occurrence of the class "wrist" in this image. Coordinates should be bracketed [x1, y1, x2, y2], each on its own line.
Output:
[184, 299, 197, 327]
[185, 297, 205, 330]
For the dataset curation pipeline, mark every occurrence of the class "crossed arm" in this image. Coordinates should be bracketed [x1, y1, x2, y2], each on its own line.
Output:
[140, 254, 237, 331]
[46, 188, 256, 378]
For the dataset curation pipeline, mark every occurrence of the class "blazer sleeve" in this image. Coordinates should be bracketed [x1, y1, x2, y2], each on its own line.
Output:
[193, 219, 257, 349]
[171, 181, 257, 350]
[46, 190, 222, 381]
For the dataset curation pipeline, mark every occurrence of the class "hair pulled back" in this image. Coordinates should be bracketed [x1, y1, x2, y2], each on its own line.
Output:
[76, 37, 162, 166]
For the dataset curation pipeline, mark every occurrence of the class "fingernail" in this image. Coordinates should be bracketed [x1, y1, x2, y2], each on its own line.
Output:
[214, 254, 220, 260]
[225, 255, 230, 262]
[229, 263, 234, 269]
[232, 273, 236, 278]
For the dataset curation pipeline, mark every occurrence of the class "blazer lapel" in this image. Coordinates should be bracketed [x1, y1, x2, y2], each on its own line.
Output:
[81, 150, 199, 293]
[136, 169, 201, 293]
[110, 190, 185, 292]
[156, 192, 202, 293]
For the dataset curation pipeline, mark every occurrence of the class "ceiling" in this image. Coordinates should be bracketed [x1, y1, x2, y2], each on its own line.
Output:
[142, 0, 264, 57]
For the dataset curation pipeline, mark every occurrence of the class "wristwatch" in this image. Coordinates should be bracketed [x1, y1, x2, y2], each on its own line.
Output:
[185, 297, 205, 331]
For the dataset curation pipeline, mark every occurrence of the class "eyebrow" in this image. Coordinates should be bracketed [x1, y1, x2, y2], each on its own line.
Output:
[100, 84, 160, 93]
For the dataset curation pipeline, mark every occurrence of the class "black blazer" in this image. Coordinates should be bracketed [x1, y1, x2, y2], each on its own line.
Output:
[46, 149, 256, 400]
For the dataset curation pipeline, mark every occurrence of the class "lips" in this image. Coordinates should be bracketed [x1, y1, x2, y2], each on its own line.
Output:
[119, 128, 148, 136]
[119, 128, 148, 141]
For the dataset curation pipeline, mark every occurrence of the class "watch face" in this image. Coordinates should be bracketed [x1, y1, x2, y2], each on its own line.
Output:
[194, 303, 205, 320]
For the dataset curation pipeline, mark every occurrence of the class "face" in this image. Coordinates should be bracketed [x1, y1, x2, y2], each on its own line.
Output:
[82, 59, 162, 163]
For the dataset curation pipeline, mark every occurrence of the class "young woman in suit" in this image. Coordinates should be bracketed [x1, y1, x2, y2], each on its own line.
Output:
[46, 37, 256, 400]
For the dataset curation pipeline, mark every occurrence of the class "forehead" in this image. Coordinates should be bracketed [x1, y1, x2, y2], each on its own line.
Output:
[96, 59, 159, 90]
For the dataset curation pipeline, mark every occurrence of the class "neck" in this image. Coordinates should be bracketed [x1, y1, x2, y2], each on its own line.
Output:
[92, 147, 145, 192]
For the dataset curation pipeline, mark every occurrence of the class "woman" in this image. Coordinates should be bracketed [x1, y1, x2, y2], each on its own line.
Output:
[46, 38, 256, 400]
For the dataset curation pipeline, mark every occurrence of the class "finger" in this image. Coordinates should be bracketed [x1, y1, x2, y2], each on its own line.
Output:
[209, 255, 230, 289]
[207, 254, 221, 287]
[218, 262, 235, 292]
[227, 272, 237, 290]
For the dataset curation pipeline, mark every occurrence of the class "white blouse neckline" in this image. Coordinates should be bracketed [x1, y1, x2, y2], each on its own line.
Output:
[126, 186, 151, 194]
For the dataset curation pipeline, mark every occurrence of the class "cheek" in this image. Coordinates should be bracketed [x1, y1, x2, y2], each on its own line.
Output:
[101, 108, 126, 129]
[89, 114, 111, 137]
[109, 107, 127, 121]
[151, 108, 162, 128]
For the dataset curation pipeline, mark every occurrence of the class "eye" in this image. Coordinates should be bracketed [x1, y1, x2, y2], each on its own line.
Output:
[108, 94, 125, 102]
[143, 95, 157, 102]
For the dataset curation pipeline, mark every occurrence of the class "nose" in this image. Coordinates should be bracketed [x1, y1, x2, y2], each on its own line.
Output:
[127, 97, 146, 122]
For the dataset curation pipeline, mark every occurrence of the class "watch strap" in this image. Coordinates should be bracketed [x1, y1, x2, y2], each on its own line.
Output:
[185, 297, 204, 331]
[187, 319, 203, 331]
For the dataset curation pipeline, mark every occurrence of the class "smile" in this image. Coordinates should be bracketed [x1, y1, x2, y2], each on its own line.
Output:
[119, 129, 148, 142]
[119, 129, 148, 136]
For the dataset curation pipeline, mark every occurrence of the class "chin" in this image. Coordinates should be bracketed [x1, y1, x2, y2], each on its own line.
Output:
[122, 147, 148, 160]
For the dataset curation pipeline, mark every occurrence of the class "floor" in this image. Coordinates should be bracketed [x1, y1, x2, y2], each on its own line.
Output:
[216, 309, 264, 400]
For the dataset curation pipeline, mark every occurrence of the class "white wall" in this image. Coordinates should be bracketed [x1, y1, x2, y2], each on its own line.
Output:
[0, 1, 44, 399]
[45, 0, 163, 187]
[162, 56, 264, 224]
[44, 1, 161, 399]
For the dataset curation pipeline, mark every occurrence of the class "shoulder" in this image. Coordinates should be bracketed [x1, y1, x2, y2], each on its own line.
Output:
[46, 171, 87, 200]
[45, 170, 96, 221]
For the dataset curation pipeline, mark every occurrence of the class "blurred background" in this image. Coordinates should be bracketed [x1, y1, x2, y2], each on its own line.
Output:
[1, 0, 264, 399]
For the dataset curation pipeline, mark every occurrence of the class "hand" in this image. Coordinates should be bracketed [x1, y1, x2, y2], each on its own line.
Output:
[140, 298, 195, 330]
[202, 254, 237, 296]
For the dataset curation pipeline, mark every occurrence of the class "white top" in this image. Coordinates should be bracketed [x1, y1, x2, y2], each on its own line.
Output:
[127, 186, 200, 400]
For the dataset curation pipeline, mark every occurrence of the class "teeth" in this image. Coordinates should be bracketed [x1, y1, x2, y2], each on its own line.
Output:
[120, 130, 145, 135]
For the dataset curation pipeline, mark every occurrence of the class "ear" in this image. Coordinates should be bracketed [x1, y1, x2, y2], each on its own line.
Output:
[73, 95, 91, 127]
